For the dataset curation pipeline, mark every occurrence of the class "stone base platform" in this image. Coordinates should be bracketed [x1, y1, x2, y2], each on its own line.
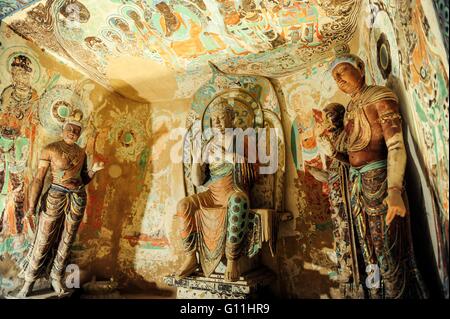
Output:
[164, 267, 275, 299]
[5, 288, 73, 299]
[3, 277, 74, 299]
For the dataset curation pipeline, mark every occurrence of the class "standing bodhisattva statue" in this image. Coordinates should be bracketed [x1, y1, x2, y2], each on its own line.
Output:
[327, 54, 427, 298]
[17, 119, 104, 297]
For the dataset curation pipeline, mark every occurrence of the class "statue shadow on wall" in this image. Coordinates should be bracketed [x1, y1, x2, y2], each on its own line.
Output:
[83, 83, 176, 298]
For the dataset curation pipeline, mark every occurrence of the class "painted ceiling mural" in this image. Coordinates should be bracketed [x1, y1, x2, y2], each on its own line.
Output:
[3, 0, 361, 102]
[0, 0, 41, 20]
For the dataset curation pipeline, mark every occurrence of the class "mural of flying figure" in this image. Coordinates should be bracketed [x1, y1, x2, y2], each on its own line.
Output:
[0, 55, 39, 235]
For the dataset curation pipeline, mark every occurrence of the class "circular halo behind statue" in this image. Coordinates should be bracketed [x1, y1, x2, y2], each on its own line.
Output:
[200, 89, 264, 141]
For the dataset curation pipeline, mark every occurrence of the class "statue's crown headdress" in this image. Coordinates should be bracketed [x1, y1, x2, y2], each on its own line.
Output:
[63, 110, 84, 130]
[328, 53, 364, 74]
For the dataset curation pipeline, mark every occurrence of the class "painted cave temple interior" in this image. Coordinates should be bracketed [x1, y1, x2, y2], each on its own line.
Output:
[0, 0, 448, 299]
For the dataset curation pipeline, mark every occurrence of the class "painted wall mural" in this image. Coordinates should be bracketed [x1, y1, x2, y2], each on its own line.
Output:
[0, 22, 99, 295]
[3, 0, 361, 102]
[0, 22, 155, 296]
[433, 0, 449, 54]
[2, 2, 343, 297]
[115, 102, 186, 291]
[0, 0, 41, 20]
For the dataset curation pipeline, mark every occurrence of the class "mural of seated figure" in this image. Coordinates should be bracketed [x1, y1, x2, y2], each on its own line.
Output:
[175, 100, 261, 282]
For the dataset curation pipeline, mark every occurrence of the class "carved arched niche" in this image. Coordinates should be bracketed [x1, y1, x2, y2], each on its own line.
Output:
[181, 63, 292, 276]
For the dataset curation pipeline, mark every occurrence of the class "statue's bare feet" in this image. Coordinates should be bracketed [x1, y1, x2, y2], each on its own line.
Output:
[51, 278, 66, 295]
[224, 259, 240, 282]
[16, 281, 34, 298]
[175, 254, 198, 279]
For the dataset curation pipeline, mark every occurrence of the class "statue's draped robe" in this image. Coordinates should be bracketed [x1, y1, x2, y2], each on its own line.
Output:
[325, 131, 363, 298]
[20, 148, 89, 282]
[177, 134, 261, 277]
[345, 85, 427, 298]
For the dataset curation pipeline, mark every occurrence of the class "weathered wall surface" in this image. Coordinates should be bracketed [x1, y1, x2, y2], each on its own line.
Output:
[112, 99, 189, 295]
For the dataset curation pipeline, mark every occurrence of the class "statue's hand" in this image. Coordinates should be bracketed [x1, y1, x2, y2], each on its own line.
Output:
[186, 110, 199, 129]
[25, 208, 34, 218]
[92, 162, 105, 173]
[385, 190, 407, 225]
[316, 122, 329, 137]
[191, 131, 206, 164]
[317, 135, 336, 157]
[305, 163, 318, 173]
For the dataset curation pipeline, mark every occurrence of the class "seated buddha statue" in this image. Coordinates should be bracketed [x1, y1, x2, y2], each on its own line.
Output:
[175, 100, 259, 282]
